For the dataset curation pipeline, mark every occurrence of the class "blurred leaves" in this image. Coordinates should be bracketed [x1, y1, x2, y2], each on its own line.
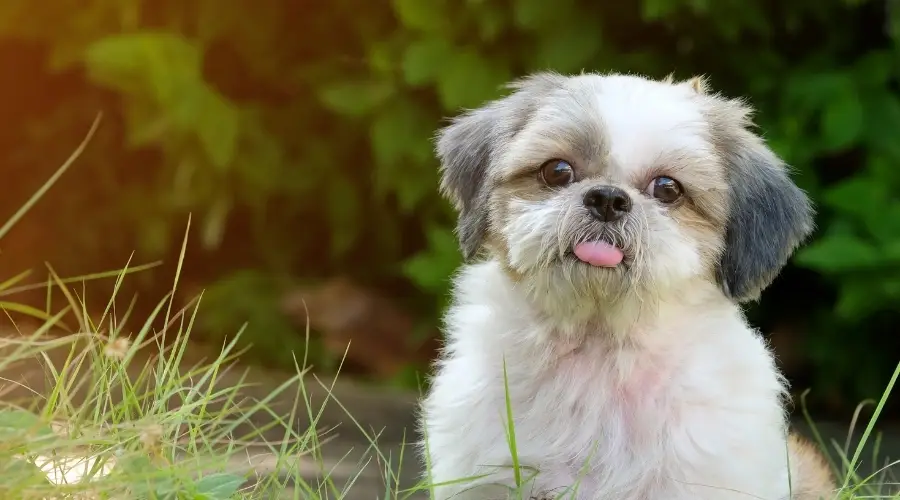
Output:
[119, 454, 247, 499]
[193, 472, 246, 499]
[531, 19, 603, 73]
[198, 269, 313, 368]
[403, 225, 461, 295]
[85, 32, 240, 169]
[85, 32, 203, 92]
[0, 409, 54, 443]
[393, 0, 450, 33]
[436, 50, 512, 110]
[402, 38, 453, 86]
[819, 82, 863, 152]
[318, 80, 395, 118]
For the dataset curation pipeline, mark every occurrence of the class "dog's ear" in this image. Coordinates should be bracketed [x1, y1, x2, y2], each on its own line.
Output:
[716, 129, 815, 302]
[435, 107, 497, 260]
[436, 72, 562, 260]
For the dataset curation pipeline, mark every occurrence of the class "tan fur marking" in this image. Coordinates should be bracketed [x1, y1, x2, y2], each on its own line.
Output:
[787, 433, 836, 499]
[668, 202, 723, 272]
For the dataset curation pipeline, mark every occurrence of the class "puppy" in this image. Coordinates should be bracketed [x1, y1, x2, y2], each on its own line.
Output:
[419, 72, 835, 500]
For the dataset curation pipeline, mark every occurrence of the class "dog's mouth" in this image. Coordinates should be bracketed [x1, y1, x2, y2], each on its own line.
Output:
[571, 240, 624, 267]
[565, 233, 631, 268]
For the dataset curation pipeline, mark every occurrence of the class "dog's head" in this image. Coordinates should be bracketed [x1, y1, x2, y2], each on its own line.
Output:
[436, 72, 813, 314]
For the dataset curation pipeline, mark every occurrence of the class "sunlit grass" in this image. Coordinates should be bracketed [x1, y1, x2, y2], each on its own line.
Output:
[0, 221, 346, 498]
[0, 117, 425, 500]
[0, 248, 428, 499]
[801, 367, 900, 499]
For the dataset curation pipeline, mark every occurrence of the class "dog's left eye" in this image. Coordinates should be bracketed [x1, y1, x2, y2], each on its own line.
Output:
[647, 176, 684, 203]
[539, 160, 575, 187]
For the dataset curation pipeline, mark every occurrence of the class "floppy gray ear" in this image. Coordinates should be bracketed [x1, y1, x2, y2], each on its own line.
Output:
[716, 138, 815, 302]
[436, 72, 563, 260]
[435, 108, 498, 260]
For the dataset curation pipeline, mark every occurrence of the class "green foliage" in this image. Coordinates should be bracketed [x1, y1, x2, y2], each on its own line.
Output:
[0, 264, 343, 499]
[0, 0, 898, 408]
[790, 58, 900, 322]
[197, 269, 319, 368]
[127, 466, 246, 500]
[403, 225, 461, 296]
[0, 409, 54, 444]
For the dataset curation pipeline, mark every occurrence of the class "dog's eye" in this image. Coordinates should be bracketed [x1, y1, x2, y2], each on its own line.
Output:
[539, 160, 575, 187]
[647, 176, 684, 203]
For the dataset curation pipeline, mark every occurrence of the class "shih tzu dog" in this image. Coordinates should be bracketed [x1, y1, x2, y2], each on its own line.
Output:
[419, 72, 835, 499]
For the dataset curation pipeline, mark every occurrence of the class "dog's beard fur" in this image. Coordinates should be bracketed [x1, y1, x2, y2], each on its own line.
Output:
[492, 175, 721, 332]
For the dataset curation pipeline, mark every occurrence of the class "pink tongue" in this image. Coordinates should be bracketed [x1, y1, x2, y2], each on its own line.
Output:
[573, 241, 624, 267]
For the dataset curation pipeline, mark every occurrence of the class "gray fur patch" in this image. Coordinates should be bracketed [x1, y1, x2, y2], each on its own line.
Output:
[435, 73, 565, 259]
[716, 139, 815, 302]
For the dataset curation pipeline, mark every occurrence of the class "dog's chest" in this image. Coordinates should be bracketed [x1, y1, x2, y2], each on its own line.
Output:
[511, 338, 683, 461]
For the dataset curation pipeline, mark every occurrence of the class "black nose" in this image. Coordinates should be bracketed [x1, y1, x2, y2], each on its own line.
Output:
[583, 186, 632, 222]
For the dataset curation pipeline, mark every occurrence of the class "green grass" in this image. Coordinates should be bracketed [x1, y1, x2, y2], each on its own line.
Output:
[801, 370, 900, 499]
[1, 116, 897, 500]
[0, 117, 426, 500]
[0, 254, 426, 499]
[1, 266, 437, 499]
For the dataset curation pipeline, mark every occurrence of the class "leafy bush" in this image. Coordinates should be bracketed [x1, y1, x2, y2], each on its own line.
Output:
[0, 0, 897, 411]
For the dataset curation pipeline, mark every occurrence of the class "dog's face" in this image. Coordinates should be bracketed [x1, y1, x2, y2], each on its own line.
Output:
[436, 72, 814, 312]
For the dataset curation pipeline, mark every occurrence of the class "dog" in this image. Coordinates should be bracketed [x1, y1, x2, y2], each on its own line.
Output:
[418, 72, 835, 499]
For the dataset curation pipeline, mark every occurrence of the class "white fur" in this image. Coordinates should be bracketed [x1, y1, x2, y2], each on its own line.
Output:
[420, 73, 804, 500]
[421, 261, 791, 499]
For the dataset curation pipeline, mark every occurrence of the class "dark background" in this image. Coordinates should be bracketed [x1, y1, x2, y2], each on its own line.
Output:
[0, 0, 898, 421]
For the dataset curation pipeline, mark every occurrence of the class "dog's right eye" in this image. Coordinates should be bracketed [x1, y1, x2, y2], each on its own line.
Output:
[647, 176, 684, 203]
[539, 160, 575, 187]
